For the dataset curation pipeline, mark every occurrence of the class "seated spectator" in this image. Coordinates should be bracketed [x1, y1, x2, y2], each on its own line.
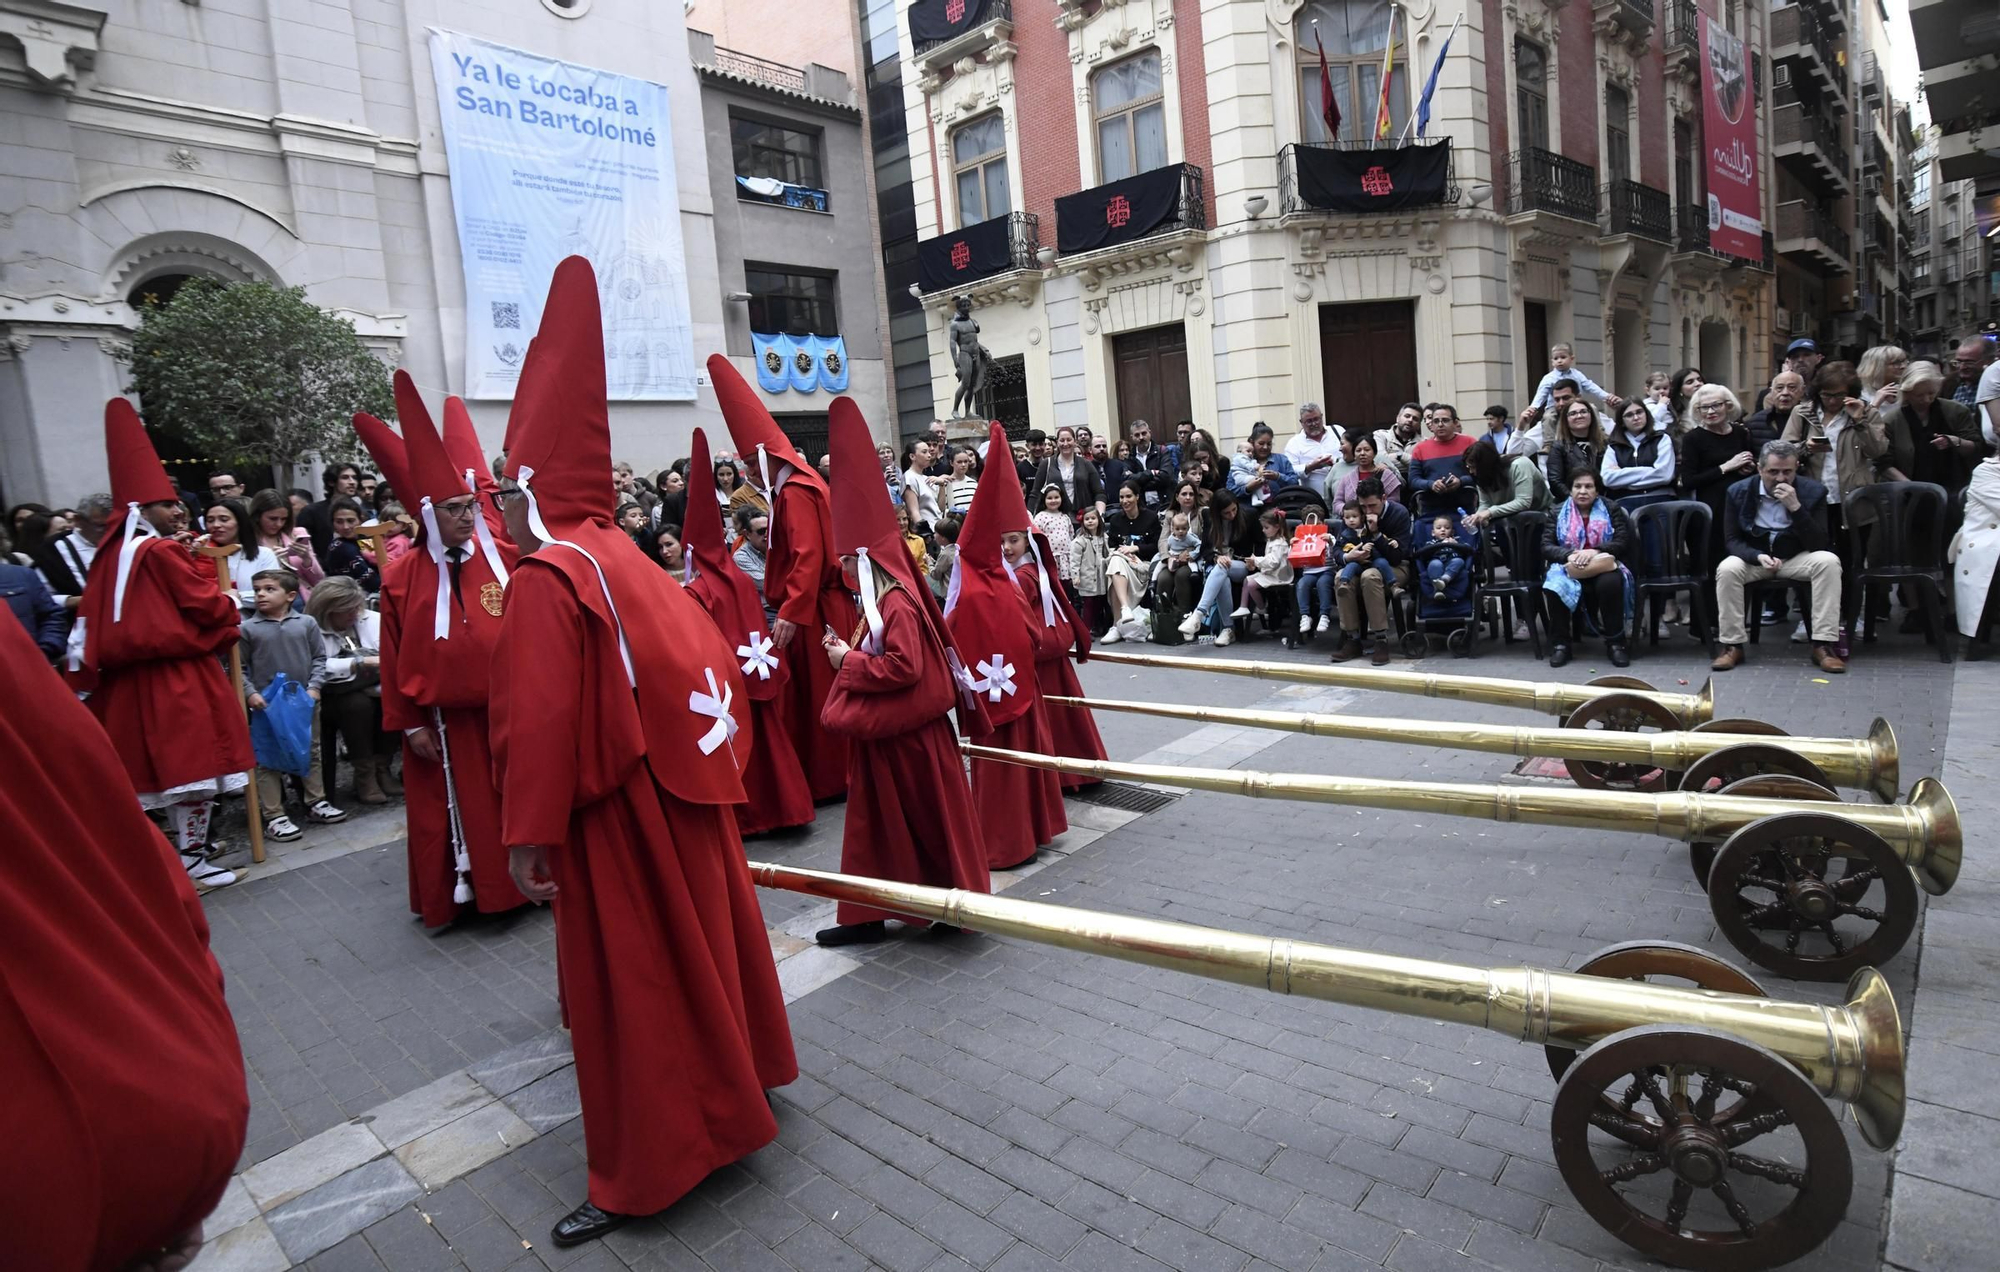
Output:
[1407, 405, 1477, 517]
[1746, 370, 1804, 450]
[1710, 441, 1846, 674]
[928, 515, 961, 602]
[323, 497, 380, 593]
[1333, 500, 1395, 596]
[1101, 482, 1159, 632]
[1238, 507, 1293, 627]
[1152, 510, 1203, 618]
[1331, 479, 1410, 664]
[240, 569, 347, 841]
[1951, 450, 2000, 641]
[1069, 507, 1110, 637]
[1680, 383, 1758, 579]
[1333, 435, 1401, 507]
[1541, 471, 1633, 668]
[1601, 398, 1677, 501]
[1184, 488, 1257, 638]
[1420, 514, 1477, 601]
[1227, 423, 1300, 508]
[1544, 398, 1608, 497]
[1374, 403, 1425, 480]
[0, 527, 63, 660]
[1285, 403, 1346, 501]
[1463, 437, 1550, 529]
[308, 575, 393, 807]
[1879, 361, 1982, 493]
[1780, 361, 1886, 645]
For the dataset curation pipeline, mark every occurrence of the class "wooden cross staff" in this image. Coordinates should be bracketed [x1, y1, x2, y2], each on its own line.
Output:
[193, 541, 266, 865]
[354, 521, 396, 581]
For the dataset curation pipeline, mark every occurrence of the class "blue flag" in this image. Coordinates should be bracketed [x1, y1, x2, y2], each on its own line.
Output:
[751, 333, 792, 393]
[1415, 14, 1461, 139]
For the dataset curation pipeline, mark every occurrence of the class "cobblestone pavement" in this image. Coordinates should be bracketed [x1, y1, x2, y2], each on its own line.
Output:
[186, 626, 1973, 1272]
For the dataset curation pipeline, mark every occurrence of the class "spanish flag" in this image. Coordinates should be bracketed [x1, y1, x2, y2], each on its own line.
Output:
[1374, 4, 1400, 141]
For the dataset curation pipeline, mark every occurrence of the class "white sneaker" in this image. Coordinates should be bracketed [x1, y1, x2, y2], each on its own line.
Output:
[1511, 621, 1530, 642]
[1790, 620, 1808, 644]
[1178, 611, 1203, 636]
[182, 850, 238, 889]
[1299, 614, 1313, 634]
[1315, 615, 1331, 634]
[1099, 625, 1121, 644]
[1120, 607, 1139, 625]
[1229, 605, 1251, 618]
[266, 815, 303, 842]
[307, 799, 347, 824]
[1215, 628, 1235, 647]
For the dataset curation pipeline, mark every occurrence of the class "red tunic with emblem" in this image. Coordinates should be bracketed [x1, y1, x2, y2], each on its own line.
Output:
[1016, 536, 1108, 788]
[78, 532, 254, 796]
[494, 256, 794, 1218]
[1, 616, 247, 1271]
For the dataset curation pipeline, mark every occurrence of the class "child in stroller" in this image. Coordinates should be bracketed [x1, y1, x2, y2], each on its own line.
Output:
[1404, 512, 1482, 656]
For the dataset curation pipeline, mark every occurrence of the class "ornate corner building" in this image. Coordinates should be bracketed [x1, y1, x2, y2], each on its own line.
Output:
[875, 0, 1909, 443]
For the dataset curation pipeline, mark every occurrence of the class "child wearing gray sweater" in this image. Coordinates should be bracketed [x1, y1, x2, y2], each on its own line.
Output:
[239, 570, 346, 841]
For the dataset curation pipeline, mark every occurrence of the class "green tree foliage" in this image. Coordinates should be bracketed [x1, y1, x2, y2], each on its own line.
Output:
[129, 278, 393, 472]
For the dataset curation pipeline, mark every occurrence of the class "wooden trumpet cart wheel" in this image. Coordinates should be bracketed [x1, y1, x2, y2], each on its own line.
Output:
[1706, 812, 1920, 983]
[1687, 774, 1839, 886]
[1551, 1024, 1852, 1270]
[1561, 691, 1685, 793]
[1692, 719, 1790, 737]
[1545, 942, 1768, 1083]
[1680, 744, 1834, 798]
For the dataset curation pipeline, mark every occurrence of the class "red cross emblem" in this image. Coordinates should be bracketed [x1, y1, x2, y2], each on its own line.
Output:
[946, 0, 965, 21]
[1360, 165, 1395, 197]
[950, 241, 971, 270]
[1106, 195, 1131, 227]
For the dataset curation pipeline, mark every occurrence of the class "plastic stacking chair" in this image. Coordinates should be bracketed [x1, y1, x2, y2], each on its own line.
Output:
[1627, 500, 1714, 650]
[1473, 511, 1546, 659]
[1843, 482, 1953, 663]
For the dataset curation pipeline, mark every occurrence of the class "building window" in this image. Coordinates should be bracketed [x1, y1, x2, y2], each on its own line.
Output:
[952, 114, 1010, 225]
[1605, 84, 1631, 184]
[1294, 0, 1409, 143]
[1674, 119, 1697, 206]
[732, 116, 825, 206]
[1515, 39, 1548, 152]
[746, 268, 837, 336]
[1092, 50, 1167, 181]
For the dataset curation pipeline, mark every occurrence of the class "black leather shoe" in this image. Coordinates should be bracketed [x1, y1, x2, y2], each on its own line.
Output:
[1607, 641, 1630, 668]
[815, 921, 887, 947]
[1548, 644, 1572, 668]
[552, 1202, 630, 1248]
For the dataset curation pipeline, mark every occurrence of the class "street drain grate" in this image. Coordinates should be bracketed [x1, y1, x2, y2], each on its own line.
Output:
[1070, 780, 1181, 814]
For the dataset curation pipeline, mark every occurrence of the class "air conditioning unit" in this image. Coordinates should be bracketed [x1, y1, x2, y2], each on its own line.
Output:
[1776, 305, 1792, 330]
[1774, 64, 1792, 88]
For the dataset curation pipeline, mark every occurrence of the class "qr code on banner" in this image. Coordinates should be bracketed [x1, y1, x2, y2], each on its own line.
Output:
[491, 301, 521, 330]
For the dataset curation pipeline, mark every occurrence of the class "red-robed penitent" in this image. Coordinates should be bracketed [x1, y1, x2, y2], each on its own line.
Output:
[363, 373, 526, 927]
[1016, 524, 1108, 788]
[681, 426, 814, 836]
[1, 614, 248, 1271]
[712, 354, 857, 801]
[945, 422, 1067, 869]
[819, 397, 990, 928]
[75, 399, 253, 801]
[493, 257, 794, 1217]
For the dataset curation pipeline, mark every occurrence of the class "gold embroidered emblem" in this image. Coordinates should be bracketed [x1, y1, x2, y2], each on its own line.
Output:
[480, 580, 505, 617]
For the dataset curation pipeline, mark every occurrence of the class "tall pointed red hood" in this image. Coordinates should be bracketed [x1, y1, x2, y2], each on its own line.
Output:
[104, 398, 177, 510]
[956, 421, 1030, 569]
[351, 411, 412, 505]
[828, 396, 913, 594]
[683, 427, 732, 579]
[683, 428, 784, 702]
[503, 258, 612, 529]
[711, 354, 823, 498]
[394, 371, 464, 507]
[442, 395, 511, 545]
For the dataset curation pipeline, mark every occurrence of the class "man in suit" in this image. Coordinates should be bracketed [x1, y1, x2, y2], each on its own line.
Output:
[1711, 440, 1845, 674]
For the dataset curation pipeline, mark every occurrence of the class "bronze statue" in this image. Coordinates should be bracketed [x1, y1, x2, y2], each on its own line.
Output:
[947, 295, 989, 418]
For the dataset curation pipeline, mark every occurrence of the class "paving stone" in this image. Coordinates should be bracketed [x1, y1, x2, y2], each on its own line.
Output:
[188, 1216, 289, 1272]
[201, 1176, 259, 1238]
[1135, 1215, 1252, 1272]
[1421, 1173, 1543, 1236]
[500, 1064, 582, 1134]
[243, 1121, 388, 1210]
[775, 1220, 877, 1271]
[441, 1214, 540, 1272]
[1125, 1168, 1229, 1231]
[848, 1211, 945, 1272]
[301, 1231, 388, 1272]
[1054, 1179, 1154, 1244]
[987, 1191, 1088, 1258]
[912, 1198, 1016, 1268]
[266, 1157, 426, 1264]
[465, 1031, 573, 1098]
[393, 1101, 537, 1189]
[1885, 1175, 2000, 1272]
[1207, 1204, 1326, 1272]
[1357, 1184, 1476, 1250]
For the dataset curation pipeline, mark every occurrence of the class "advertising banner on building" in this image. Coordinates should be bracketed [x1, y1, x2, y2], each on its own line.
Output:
[428, 30, 695, 400]
[1699, 16, 1762, 261]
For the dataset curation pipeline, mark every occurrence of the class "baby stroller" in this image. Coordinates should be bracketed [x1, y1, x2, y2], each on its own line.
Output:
[1401, 513, 1482, 657]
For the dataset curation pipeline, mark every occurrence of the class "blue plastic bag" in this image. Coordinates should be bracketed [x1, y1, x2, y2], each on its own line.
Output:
[250, 671, 314, 775]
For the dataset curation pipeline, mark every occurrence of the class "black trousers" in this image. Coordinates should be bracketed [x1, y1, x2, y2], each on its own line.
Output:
[320, 684, 391, 776]
[1545, 572, 1627, 644]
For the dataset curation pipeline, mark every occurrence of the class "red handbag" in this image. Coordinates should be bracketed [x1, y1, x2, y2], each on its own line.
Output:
[1286, 512, 1330, 569]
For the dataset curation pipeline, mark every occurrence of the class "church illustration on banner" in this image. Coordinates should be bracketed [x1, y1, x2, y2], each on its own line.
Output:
[557, 217, 697, 399]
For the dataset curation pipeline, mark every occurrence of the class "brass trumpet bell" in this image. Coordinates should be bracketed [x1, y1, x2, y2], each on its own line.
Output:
[1051, 695, 1903, 803]
[966, 746, 1961, 981]
[1086, 648, 1715, 727]
[750, 862, 1904, 1270]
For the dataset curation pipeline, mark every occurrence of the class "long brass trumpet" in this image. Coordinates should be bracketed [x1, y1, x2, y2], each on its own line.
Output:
[753, 861, 1902, 1270]
[1088, 648, 1714, 727]
[1053, 695, 1901, 803]
[968, 746, 1960, 981]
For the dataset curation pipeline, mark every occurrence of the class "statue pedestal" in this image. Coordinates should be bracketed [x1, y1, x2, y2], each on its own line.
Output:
[942, 416, 992, 446]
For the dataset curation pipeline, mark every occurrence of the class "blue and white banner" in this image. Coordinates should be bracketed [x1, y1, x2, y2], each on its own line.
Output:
[428, 30, 696, 401]
[751, 333, 793, 393]
[815, 335, 849, 393]
[785, 335, 819, 393]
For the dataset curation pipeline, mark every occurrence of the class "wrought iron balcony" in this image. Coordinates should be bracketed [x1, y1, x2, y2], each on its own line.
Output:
[911, 0, 1013, 62]
[1278, 140, 1458, 216]
[1861, 51, 1882, 105]
[1772, 100, 1850, 194]
[1600, 179, 1671, 242]
[915, 211, 1040, 294]
[1673, 203, 1711, 254]
[1052, 162, 1206, 258]
[1593, 0, 1654, 39]
[1770, 4, 1844, 105]
[1666, 0, 1701, 68]
[1501, 147, 1597, 224]
[1776, 199, 1852, 274]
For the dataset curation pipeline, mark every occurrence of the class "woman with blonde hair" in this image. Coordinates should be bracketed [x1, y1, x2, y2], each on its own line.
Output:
[1857, 345, 1910, 412]
[307, 575, 394, 805]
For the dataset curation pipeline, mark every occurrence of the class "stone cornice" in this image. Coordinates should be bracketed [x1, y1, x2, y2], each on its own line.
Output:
[43, 83, 423, 174]
[0, 0, 105, 89]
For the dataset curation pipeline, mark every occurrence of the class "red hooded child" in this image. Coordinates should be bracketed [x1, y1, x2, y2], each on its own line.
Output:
[946, 422, 1068, 869]
[1012, 510, 1108, 788]
[76, 398, 254, 874]
[712, 353, 857, 801]
[681, 426, 814, 836]
[1, 614, 248, 1272]
[375, 370, 527, 927]
[491, 257, 794, 1239]
[814, 396, 990, 944]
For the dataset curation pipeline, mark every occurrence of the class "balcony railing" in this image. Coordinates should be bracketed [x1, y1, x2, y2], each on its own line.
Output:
[1053, 162, 1206, 257]
[1770, 4, 1843, 102]
[1772, 99, 1849, 190]
[912, 0, 1013, 58]
[1600, 179, 1671, 242]
[711, 45, 807, 94]
[1777, 199, 1852, 270]
[1278, 140, 1458, 215]
[1666, 0, 1701, 59]
[1674, 202, 1711, 253]
[1501, 147, 1597, 223]
[915, 211, 1040, 294]
[1861, 51, 1882, 104]
[1594, 0, 1654, 38]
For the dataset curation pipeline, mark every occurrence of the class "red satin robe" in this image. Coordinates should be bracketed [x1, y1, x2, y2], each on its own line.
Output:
[1, 617, 247, 1271]
[379, 546, 526, 926]
[494, 564, 795, 1216]
[1015, 560, 1108, 787]
[81, 537, 253, 796]
[766, 479, 859, 801]
[682, 592, 813, 837]
[821, 586, 988, 925]
[962, 590, 1066, 871]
